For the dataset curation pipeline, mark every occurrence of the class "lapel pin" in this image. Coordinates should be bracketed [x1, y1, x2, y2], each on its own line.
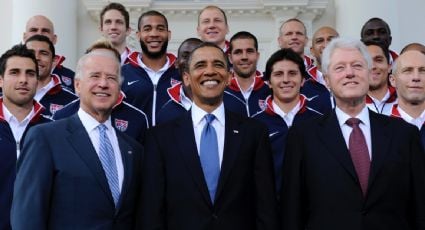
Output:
[128, 150, 132, 155]
[233, 130, 239, 134]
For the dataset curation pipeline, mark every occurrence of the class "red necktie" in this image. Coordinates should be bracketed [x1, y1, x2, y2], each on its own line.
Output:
[346, 118, 370, 196]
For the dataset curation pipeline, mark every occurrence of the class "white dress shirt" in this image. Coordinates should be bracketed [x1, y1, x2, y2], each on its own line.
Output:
[191, 102, 225, 168]
[78, 108, 124, 191]
[398, 106, 425, 130]
[366, 89, 397, 115]
[272, 100, 301, 127]
[3, 104, 34, 158]
[335, 105, 372, 160]
[34, 77, 55, 102]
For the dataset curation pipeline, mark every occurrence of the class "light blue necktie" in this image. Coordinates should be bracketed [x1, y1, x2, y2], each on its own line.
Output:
[200, 114, 220, 203]
[98, 124, 120, 206]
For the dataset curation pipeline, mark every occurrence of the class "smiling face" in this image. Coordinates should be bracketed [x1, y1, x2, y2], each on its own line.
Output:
[367, 44, 390, 91]
[269, 59, 304, 105]
[325, 47, 370, 108]
[310, 27, 338, 66]
[137, 15, 170, 59]
[391, 50, 425, 106]
[229, 38, 259, 79]
[75, 53, 121, 122]
[361, 19, 392, 48]
[197, 7, 229, 49]
[25, 40, 54, 81]
[23, 15, 57, 44]
[100, 9, 130, 48]
[184, 45, 230, 112]
[278, 20, 307, 55]
[0, 56, 38, 108]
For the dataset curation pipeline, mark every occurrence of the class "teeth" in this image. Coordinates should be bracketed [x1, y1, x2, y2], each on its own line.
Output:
[94, 93, 109, 97]
[202, 80, 218, 86]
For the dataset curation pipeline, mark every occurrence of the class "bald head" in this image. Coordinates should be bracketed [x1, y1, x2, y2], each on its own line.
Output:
[23, 15, 57, 44]
[400, 43, 425, 55]
[310, 26, 339, 67]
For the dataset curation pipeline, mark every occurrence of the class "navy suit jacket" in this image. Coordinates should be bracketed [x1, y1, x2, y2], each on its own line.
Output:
[137, 110, 279, 230]
[281, 110, 425, 230]
[11, 114, 143, 230]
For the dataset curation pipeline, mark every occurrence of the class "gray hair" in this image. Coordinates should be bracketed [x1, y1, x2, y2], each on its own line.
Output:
[75, 49, 123, 85]
[321, 37, 372, 75]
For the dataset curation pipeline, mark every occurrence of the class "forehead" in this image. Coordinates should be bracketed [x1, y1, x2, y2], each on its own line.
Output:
[282, 20, 305, 32]
[190, 46, 226, 64]
[330, 47, 365, 64]
[199, 8, 225, 20]
[26, 16, 53, 30]
[363, 20, 388, 31]
[26, 40, 50, 50]
[399, 51, 425, 67]
[272, 59, 299, 71]
[103, 9, 125, 20]
[367, 45, 385, 56]
[314, 28, 338, 38]
[83, 55, 119, 73]
[5, 56, 36, 71]
[140, 15, 166, 27]
[231, 38, 255, 48]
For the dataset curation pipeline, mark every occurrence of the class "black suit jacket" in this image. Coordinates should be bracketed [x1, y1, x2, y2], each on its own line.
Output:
[11, 114, 143, 230]
[137, 110, 279, 230]
[281, 110, 425, 230]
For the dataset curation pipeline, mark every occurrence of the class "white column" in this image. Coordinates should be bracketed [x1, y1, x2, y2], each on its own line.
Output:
[11, 0, 77, 69]
[0, 0, 13, 55]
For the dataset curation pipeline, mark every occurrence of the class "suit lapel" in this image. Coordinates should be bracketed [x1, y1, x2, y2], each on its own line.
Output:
[66, 115, 115, 207]
[115, 133, 134, 211]
[367, 112, 391, 191]
[215, 111, 242, 202]
[175, 112, 213, 206]
[318, 111, 358, 181]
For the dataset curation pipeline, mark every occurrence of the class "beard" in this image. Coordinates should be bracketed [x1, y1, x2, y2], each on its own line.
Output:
[140, 39, 168, 59]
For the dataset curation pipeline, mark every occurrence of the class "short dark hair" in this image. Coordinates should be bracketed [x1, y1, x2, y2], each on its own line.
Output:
[264, 48, 307, 81]
[229, 31, 258, 53]
[100, 2, 130, 29]
[198, 5, 228, 26]
[0, 44, 39, 78]
[25, 34, 56, 58]
[363, 40, 390, 64]
[138, 10, 168, 31]
[360, 17, 391, 37]
[186, 42, 229, 72]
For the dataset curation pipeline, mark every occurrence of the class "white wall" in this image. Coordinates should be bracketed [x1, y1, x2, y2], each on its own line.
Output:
[0, 0, 13, 55]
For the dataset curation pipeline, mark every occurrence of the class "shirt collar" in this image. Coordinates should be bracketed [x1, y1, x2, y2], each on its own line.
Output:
[335, 105, 370, 128]
[77, 108, 113, 133]
[2, 103, 34, 125]
[138, 53, 170, 72]
[191, 102, 225, 128]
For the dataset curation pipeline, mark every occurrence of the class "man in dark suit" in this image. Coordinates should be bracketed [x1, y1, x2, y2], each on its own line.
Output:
[138, 42, 279, 230]
[280, 38, 425, 230]
[11, 48, 143, 229]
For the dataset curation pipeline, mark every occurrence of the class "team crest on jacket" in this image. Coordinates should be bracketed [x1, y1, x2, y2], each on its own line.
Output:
[50, 104, 63, 114]
[170, 78, 181, 86]
[258, 99, 267, 110]
[115, 119, 129, 132]
[61, 76, 72, 86]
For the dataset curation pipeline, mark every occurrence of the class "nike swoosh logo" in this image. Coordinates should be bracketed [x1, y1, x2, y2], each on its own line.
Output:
[127, 80, 139, 86]
[269, 131, 279, 137]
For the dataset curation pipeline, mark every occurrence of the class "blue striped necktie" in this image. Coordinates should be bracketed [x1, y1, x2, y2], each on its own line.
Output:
[200, 114, 220, 203]
[98, 124, 120, 206]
